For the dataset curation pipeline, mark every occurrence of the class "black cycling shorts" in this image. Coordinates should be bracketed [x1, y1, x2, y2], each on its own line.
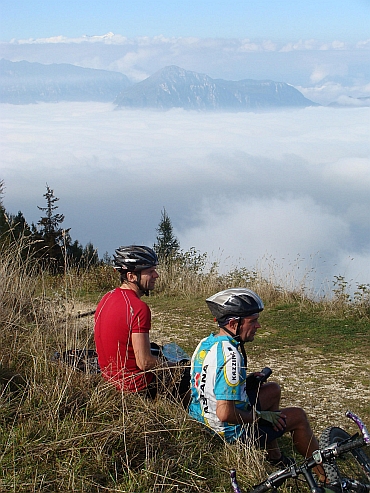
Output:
[240, 388, 286, 448]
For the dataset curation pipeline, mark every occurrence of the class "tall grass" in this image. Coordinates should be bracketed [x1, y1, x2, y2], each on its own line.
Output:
[0, 238, 369, 492]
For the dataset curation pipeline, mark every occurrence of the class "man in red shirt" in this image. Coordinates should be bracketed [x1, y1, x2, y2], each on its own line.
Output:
[94, 245, 189, 402]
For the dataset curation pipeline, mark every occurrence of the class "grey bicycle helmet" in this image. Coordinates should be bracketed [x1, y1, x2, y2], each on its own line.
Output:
[113, 245, 158, 272]
[206, 288, 264, 326]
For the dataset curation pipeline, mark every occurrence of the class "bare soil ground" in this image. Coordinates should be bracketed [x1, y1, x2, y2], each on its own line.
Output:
[252, 348, 370, 434]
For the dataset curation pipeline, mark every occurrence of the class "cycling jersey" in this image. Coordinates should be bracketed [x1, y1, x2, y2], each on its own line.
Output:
[94, 288, 154, 392]
[188, 333, 250, 442]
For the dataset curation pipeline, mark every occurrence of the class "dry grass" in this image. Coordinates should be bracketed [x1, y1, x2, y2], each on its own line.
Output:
[0, 239, 369, 492]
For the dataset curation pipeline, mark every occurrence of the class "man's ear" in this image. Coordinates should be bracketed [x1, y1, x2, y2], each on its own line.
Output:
[227, 318, 238, 333]
[126, 271, 138, 283]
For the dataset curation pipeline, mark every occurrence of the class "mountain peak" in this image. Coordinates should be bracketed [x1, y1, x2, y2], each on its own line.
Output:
[0, 60, 318, 109]
[114, 65, 318, 110]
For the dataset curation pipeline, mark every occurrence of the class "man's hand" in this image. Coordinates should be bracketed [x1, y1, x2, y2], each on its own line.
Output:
[256, 410, 285, 429]
[245, 372, 263, 389]
[246, 367, 272, 389]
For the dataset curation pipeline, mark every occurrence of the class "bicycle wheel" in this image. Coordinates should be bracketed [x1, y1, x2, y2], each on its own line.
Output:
[319, 426, 370, 487]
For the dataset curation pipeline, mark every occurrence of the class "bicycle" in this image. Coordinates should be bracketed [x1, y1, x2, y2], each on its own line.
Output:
[230, 410, 370, 493]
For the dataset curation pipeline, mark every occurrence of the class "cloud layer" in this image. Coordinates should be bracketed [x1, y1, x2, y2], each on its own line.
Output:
[1, 102, 369, 295]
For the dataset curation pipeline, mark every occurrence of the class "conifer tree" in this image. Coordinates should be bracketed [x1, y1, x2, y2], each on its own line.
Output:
[0, 179, 9, 237]
[82, 241, 99, 267]
[67, 239, 84, 266]
[153, 208, 180, 262]
[37, 184, 69, 270]
[9, 211, 31, 240]
[37, 185, 66, 242]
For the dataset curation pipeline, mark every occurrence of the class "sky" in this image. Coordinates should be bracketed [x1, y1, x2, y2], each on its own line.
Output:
[1, 0, 370, 296]
[1, 0, 369, 42]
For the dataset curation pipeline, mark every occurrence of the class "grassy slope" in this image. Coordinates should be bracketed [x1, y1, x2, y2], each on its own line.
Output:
[148, 295, 370, 354]
[1, 258, 369, 492]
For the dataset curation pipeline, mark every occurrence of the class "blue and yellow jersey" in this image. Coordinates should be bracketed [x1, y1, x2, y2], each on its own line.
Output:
[188, 333, 250, 442]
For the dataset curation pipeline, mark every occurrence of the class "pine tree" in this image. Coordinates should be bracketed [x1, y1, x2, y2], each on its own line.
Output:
[37, 185, 66, 243]
[36, 184, 69, 270]
[9, 211, 31, 240]
[82, 242, 99, 267]
[0, 179, 9, 237]
[153, 208, 180, 262]
[67, 239, 84, 266]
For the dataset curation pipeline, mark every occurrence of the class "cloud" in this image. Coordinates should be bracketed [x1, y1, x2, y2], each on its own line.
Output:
[356, 39, 370, 49]
[298, 81, 370, 105]
[1, 35, 369, 92]
[332, 95, 370, 107]
[310, 66, 335, 83]
[280, 39, 349, 53]
[5, 34, 366, 52]
[177, 196, 352, 294]
[1, 103, 369, 294]
[237, 40, 263, 53]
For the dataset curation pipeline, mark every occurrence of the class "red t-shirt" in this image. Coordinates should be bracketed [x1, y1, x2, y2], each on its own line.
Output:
[94, 288, 154, 392]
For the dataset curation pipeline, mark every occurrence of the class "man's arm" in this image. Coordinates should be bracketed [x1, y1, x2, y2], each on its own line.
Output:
[132, 333, 159, 371]
[216, 399, 254, 425]
[217, 399, 287, 431]
[132, 333, 178, 371]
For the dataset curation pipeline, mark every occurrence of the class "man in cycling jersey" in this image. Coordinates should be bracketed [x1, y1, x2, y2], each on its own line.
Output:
[188, 288, 326, 476]
[94, 245, 189, 403]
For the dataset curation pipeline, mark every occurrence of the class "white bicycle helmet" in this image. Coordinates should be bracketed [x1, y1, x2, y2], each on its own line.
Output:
[206, 288, 264, 326]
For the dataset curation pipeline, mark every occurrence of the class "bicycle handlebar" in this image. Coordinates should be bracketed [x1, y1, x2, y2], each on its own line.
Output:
[248, 481, 271, 493]
[230, 469, 243, 493]
[326, 437, 367, 458]
[230, 410, 369, 493]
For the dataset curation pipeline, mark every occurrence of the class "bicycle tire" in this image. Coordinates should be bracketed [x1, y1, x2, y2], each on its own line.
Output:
[319, 426, 370, 487]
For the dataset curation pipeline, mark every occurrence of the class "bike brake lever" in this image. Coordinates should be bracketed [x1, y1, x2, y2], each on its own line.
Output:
[312, 450, 323, 464]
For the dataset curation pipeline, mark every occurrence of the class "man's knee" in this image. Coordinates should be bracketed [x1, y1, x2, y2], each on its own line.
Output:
[260, 381, 281, 400]
[284, 406, 309, 429]
[258, 381, 281, 410]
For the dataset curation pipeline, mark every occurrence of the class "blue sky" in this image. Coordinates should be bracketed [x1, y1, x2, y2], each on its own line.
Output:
[1, 0, 369, 42]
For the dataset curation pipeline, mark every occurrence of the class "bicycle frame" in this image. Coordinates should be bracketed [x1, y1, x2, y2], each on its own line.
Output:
[230, 411, 370, 493]
[231, 458, 330, 493]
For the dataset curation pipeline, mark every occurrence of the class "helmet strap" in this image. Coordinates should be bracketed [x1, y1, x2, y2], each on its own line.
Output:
[221, 325, 239, 340]
[239, 340, 247, 370]
[122, 271, 149, 296]
[134, 271, 149, 296]
[235, 318, 248, 369]
[221, 319, 247, 369]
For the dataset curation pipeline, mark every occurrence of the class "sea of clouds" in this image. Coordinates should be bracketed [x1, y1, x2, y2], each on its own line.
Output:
[1, 102, 369, 297]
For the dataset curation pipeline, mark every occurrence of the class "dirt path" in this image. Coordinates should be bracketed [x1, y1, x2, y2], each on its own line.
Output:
[250, 349, 370, 434]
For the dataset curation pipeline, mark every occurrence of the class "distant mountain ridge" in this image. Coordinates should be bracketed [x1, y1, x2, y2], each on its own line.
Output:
[114, 65, 318, 110]
[0, 59, 318, 109]
[0, 59, 131, 104]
